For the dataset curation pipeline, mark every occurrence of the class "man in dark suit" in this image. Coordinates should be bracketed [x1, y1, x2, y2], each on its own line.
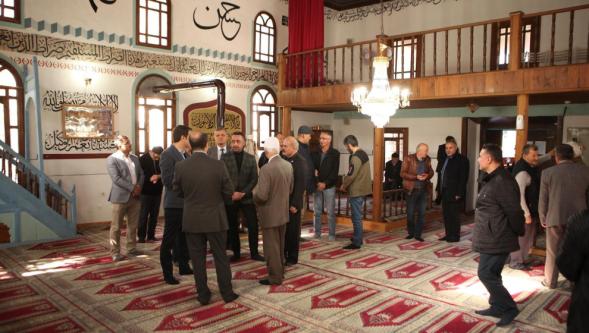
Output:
[207, 127, 229, 160]
[254, 137, 293, 285]
[438, 140, 469, 242]
[106, 135, 144, 261]
[282, 136, 307, 265]
[557, 209, 589, 333]
[173, 131, 238, 305]
[159, 125, 193, 285]
[222, 131, 264, 262]
[384, 152, 403, 190]
[138, 146, 163, 242]
[540, 143, 589, 289]
[435, 136, 456, 204]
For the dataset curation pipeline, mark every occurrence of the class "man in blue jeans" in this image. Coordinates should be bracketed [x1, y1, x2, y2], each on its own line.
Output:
[311, 131, 340, 241]
[400, 143, 434, 242]
[340, 135, 372, 249]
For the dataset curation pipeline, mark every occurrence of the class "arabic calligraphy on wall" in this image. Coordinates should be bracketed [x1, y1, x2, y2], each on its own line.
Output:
[42, 90, 119, 113]
[325, 0, 454, 23]
[0, 29, 277, 83]
[89, 0, 116, 13]
[193, 2, 242, 41]
[44, 130, 116, 152]
[183, 100, 245, 147]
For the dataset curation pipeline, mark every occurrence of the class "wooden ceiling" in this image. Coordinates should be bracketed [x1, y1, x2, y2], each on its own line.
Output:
[324, 0, 382, 10]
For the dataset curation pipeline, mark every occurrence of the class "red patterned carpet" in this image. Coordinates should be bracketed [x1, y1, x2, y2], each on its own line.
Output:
[0, 216, 569, 332]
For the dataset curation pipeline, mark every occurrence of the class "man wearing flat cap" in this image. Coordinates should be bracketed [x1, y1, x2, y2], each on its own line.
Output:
[254, 137, 293, 286]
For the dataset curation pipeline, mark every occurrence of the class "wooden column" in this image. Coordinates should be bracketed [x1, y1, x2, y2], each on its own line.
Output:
[372, 127, 384, 222]
[515, 94, 529, 160]
[281, 106, 292, 136]
[509, 11, 523, 71]
[277, 53, 287, 92]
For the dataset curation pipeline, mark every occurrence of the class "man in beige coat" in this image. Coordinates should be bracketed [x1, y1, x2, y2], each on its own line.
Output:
[253, 137, 293, 286]
[539, 143, 589, 289]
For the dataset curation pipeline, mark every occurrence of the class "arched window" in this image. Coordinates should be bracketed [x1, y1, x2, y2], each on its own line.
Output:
[0, 59, 24, 155]
[136, 0, 171, 49]
[135, 75, 175, 155]
[253, 12, 276, 64]
[251, 86, 277, 148]
[0, 0, 20, 24]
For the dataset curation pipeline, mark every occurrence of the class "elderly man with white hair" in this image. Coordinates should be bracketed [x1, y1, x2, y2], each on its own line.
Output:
[253, 137, 294, 285]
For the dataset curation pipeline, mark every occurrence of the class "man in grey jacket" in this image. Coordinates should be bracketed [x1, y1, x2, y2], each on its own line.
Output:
[254, 137, 293, 285]
[106, 135, 144, 261]
[472, 144, 524, 327]
[540, 143, 589, 289]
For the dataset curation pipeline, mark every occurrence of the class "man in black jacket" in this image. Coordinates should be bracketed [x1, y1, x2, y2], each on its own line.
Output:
[282, 136, 307, 265]
[472, 143, 524, 327]
[222, 132, 264, 262]
[138, 146, 164, 242]
[557, 210, 589, 333]
[311, 131, 340, 241]
[384, 153, 402, 190]
[435, 136, 456, 204]
[438, 141, 469, 242]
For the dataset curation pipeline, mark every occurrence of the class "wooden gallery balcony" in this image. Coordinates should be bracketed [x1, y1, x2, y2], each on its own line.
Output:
[277, 5, 589, 229]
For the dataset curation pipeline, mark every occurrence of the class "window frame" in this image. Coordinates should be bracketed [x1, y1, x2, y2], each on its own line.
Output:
[253, 11, 277, 65]
[0, 0, 20, 24]
[390, 36, 422, 79]
[135, 0, 172, 50]
[250, 85, 278, 149]
[135, 75, 176, 156]
[0, 59, 24, 156]
[491, 16, 541, 70]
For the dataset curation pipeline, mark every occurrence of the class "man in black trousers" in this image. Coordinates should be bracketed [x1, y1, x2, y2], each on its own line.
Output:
[282, 136, 307, 265]
[438, 140, 469, 242]
[138, 146, 163, 242]
[435, 136, 456, 204]
[222, 131, 264, 262]
[173, 131, 238, 305]
[159, 125, 193, 285]
[472, 144, 524, 327]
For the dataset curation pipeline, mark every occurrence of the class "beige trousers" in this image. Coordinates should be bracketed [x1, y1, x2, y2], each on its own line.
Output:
[262, 224, 287, 284]
[110, 197, 140, 255]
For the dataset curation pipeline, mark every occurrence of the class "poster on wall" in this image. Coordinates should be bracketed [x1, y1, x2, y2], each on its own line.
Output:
[62, 105, 114, 139]
[183, 100, 245, 147]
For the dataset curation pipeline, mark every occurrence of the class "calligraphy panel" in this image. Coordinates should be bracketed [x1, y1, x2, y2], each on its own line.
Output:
[183, 100, 245, 147]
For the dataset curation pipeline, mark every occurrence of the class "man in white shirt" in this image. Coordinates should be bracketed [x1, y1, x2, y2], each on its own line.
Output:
[207, 127, 229, 160]
[106, 135, 144, 261]
[508, 144, 540, 271]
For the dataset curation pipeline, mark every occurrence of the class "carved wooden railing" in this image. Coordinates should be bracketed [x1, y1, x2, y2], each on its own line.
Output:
[0, 139, 77, 225]
[308, 188, 433, 221]
[280, 4, 589, 89]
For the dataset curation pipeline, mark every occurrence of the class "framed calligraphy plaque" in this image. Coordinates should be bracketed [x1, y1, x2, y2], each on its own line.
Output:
[183, 100, 245, 147]
[62, 104, 114, 139]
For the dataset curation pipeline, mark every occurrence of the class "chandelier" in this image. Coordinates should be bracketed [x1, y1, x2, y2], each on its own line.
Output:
[350, 1, 410, 128]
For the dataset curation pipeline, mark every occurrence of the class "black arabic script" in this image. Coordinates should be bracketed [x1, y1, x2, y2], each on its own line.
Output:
[193, 2, 242, 41]
[44, 130, 116, 152]
[89, 0, 117, 13]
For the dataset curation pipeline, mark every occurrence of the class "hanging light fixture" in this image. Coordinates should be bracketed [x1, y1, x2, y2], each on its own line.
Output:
[351, 0, 410, 128]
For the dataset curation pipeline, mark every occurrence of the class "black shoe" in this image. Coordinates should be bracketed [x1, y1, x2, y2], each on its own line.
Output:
[343, 243, 361, 250]
[509, 263, 531, 271]
[230, 255, 241, 262]
[223, 293, 239, 303]
[496, 308, 519, 327]
[251, 254, 265, 262]
[299, 237, 308, 242]
[405, 235, 414, 240]
[285, 261, 297, 266]
[447, 239, 459, 243]
[258, 279, 271, 285]
[138, 239, 146, 243]
[164, 277, 180, 285]
[147, 237, 158, 242]
[475, 307, 503, 318]
[179, 267, 193, 275]
[415, 237, 424, 242]
[438, 236, 447, 241]
[197, 296, 211, 306]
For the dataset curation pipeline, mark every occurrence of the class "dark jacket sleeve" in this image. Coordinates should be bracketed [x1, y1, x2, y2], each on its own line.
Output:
[242, 155, 258, 197]
[290, 157, 307, 210]
[172, 162, 184, 198]
[325, 150, 340, 188]
[159, 150, 175, 190]
[436, 144, 446, 172]
[221, 163, 235, 204]
[557, 210, 588, 282]
[498, 176, 526, 237]
[458, 157, 469, 198]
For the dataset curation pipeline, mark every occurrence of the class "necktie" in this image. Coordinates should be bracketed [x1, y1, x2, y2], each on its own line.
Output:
[220, 148, 225, 159]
